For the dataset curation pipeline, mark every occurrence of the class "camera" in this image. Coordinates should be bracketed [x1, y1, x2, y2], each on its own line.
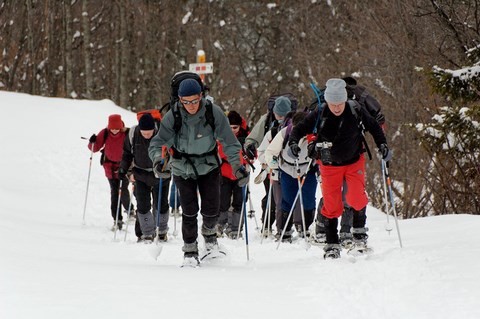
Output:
[316, 142, 333, 165]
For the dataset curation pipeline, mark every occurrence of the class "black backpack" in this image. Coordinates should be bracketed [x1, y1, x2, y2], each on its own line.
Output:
[160, 71, 215, 134]
[345, 84, 385, 126]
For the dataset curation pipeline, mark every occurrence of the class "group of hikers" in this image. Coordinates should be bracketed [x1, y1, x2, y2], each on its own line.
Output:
[87, 72, 391, 265]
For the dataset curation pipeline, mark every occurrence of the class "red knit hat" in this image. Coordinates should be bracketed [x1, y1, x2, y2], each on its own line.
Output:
[107, 114, 124, 130]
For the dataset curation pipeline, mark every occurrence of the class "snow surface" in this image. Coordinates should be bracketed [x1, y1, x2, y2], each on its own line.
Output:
[1, 91, 480, 319]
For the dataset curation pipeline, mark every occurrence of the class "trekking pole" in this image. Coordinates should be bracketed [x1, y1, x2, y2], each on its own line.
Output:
[173, 181, 179, 237]
[383, 160, 403, 248]
[276, 188, 301, 250]
[381, 160, 393, 233]
[113, 179, 123, 241]
[123, 182, 134, 242]
[82, 142, 94, 225]
[276, 159, 313, 250]
[242, 185, 250, 261]
[155, 177, 164, 244]
[247, 185, 259, 230]
[295, 159, 308, 245]
[260, 172, 273, 244]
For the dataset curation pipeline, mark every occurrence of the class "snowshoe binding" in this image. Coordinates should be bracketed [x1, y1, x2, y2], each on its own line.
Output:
[200, 236, 226, 261]
[347, 233, 373, 256]
[339, 232, 354, 249]
[181, 252, 200, 268]
[323, 244, 342, 259]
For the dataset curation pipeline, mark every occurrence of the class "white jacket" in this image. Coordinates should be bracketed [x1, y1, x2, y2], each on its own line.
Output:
[265, 127, 311, 178]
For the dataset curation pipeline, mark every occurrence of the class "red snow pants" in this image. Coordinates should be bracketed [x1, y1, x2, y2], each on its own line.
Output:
[320, 155, 368, 219]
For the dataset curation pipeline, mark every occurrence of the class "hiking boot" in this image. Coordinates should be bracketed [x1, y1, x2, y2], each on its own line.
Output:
[323, 244, 341, 259]
[111, 220, 124, 231]
[139, 234, 155, 243]
[216, 224, 225, 238]
[281, 233, 293, 243]
[261, 228, 273, 238]
[157, 233, 168, 242]
[353, 232, 369, 245]
[352, 227, 369, 245]
[182, 252, 200, 267]
[339, 232, 354, 248]
[204, 235, 219, 252]
[228, 231, 242, 240]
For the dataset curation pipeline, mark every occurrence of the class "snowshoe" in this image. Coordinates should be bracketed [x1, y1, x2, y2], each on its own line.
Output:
[201, 236, 227, 261]
[181, 252, 200, 268]
[339, 232, 354, 249]
[323, 244, 341, 259]
[310, 232, 326, 246]
[138, 234, 155, 244]
[111, 220, 124, 231]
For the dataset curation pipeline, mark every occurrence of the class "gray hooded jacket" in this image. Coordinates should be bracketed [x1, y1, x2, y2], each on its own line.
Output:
[148, 99, 241, 180]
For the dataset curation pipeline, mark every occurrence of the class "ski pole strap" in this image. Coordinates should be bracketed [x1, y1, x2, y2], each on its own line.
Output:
[310, 82, 324, 134]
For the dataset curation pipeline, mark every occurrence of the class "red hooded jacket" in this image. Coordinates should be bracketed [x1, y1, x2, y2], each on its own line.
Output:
[88, 128, 128, 179]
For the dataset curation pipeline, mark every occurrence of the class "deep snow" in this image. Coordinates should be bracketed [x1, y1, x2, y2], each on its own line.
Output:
[1, 91, 479, 319]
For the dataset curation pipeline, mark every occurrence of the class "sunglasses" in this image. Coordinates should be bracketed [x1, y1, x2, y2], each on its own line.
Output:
[181, 98, 200, 105]
[230, 125, 240, 130]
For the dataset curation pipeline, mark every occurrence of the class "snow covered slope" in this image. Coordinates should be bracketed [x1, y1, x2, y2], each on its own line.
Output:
[1, 91, 479, 319]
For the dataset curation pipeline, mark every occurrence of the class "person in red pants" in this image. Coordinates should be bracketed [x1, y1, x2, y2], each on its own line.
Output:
[288, 78, 391, 259]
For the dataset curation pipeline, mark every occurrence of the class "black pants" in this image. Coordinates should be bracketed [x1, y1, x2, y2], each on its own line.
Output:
[133, 178, 170, 237]
[108, 177, 131, 221]
[174, 168, 221, 244]
[220, 176, 243, 213]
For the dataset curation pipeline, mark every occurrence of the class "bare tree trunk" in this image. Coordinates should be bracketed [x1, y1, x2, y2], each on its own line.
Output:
[25, 0, 36, 94]
[82, 0, 94, 99]
[118, 0, 128, 108]
[63, 0, 74, 97]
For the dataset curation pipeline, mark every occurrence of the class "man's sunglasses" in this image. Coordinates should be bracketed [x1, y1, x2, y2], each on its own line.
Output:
[181, 98, 200, 105]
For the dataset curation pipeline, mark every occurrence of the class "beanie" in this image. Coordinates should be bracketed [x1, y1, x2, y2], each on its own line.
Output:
[107, 114, 124, 130]
[227, 110, 243, 126]
[138, 113, 156, 130]
[324, 78, 347, 103]
[273, 96, 292, 117]
[178, 78, 202, 97]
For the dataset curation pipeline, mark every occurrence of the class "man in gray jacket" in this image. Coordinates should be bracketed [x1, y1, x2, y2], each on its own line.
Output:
[149, 78, 248, 266]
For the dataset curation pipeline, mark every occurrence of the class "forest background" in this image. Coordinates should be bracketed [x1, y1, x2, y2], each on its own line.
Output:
[1, 0, 479, 218]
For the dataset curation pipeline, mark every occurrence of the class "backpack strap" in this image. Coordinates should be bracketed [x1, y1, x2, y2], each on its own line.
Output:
[347, 100, 372, 160]
[204, 100, 216, 132]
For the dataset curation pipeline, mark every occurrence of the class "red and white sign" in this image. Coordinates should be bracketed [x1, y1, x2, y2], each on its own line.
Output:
[189, 62, 214, 75]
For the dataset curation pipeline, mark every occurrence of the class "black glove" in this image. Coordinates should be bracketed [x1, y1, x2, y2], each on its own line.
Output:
[288, 142, 301, 158]
[234, 165, 250, 187]
[89, 134, 97, 144]
[118, 167, 127, 180]
[307, 142, 318, 159]
[245, 144, 256, 160]
[153, 158, 171, 179]
[379, 143, 392, 161]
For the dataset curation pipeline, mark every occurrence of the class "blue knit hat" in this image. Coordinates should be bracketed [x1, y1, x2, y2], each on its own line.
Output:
[178, 79, 202, 97]
[273, 96, 292, 117]
[324, 78, 347, 103]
